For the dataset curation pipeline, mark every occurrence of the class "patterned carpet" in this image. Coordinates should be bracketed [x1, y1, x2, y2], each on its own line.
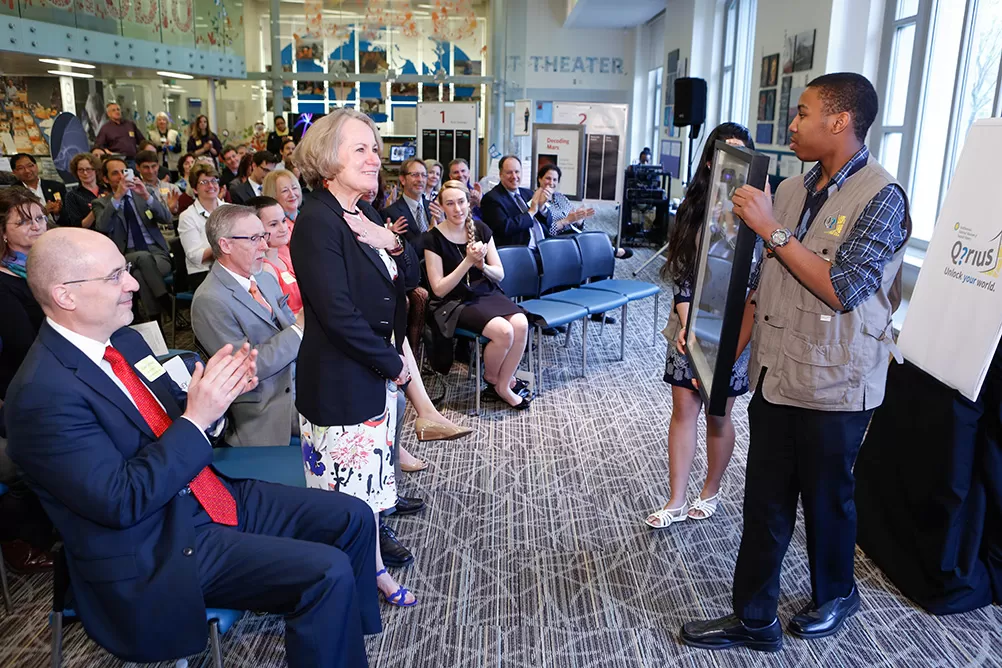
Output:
[2, 205, 1001, 667]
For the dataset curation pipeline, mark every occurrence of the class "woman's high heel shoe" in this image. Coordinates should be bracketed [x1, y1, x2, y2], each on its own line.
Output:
[415, 417, 474, 442]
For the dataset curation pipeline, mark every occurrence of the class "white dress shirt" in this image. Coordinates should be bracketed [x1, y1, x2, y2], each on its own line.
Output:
[401, 193, 428, 233]
[178, 199, 221, 276]
[24, 180, 45, 202]
[46, 318, 208, 439]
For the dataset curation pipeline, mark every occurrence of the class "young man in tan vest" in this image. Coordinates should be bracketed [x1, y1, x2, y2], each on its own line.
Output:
[681, 73, 910, 652]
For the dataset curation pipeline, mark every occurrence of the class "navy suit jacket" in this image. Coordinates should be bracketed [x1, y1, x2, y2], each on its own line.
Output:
[480, 183, 551, 248]
[228, 180, 256, 205]
[5, 323, 227, 661]
[379, 195, 430, 251]
[292, 189, 419, 426]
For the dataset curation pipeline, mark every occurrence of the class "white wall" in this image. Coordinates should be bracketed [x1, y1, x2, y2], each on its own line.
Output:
[505, 0, 635, 103]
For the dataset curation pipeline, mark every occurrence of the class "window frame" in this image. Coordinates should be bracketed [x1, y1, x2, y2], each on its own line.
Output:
[718, 0, 739, 122]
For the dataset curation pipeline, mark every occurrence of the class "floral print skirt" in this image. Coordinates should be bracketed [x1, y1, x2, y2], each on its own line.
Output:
[300, 380, 399, 513]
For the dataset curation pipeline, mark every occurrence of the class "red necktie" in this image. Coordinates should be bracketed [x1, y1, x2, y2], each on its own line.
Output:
[103, 346, 238, 526]
[249, 279, 273, 314]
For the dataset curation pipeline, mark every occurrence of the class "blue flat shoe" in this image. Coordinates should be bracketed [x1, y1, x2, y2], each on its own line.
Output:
[377, 568, 418, 607]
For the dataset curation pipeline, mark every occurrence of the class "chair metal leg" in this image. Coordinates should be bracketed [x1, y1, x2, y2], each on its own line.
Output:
[473, 340, 481, 416]
[50, 611, 63, 668]
[209, 619, 224, 668]
[563, 322, 572, 347]
[581, 317, 589, 376]
[620, 303, 628, 361]
[536, 326, 543, 395]
[653, 293, 660, 346]
[170, 296, 177, 348]
[0, 548, 11, 614]
[600, 313, 606, 337]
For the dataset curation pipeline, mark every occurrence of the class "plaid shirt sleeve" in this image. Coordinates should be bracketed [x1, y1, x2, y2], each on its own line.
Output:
[829, 184, 908, 311]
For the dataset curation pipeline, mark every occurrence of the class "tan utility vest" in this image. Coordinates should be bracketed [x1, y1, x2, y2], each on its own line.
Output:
[750, 159, 905, 412]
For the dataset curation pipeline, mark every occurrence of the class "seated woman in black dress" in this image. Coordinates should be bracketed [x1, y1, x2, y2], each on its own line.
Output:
[0, 187, 55, 573]
[424, 180, 531, 410]
[63, 152, 104, 228]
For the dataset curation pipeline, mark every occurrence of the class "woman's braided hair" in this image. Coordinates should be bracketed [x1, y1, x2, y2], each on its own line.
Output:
[438, 179, 476, 248]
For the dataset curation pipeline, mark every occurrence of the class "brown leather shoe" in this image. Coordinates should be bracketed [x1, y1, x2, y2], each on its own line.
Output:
[414, 418, 474, 442]
[1, 539, 55, 574]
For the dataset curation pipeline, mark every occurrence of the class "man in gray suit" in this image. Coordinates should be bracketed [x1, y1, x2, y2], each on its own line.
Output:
[92, 157, 173, 320]
[191, 205, 304, 447]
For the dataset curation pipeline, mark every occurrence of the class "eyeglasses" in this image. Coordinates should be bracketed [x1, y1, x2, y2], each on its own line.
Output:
[227, 233, 270, 244]
[10, 214, 48, 228]
[77, 166, 95, 173]
[403, 171, 428, 178]
[64, 261, 134, 286]
[197, 178, 220, 187]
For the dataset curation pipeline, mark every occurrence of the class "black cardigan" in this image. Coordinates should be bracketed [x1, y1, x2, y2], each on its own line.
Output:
[290, 189, 419, 426]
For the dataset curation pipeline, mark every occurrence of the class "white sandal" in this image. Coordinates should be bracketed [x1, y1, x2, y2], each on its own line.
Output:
[687, 493, 719, 520]
[644, 502, 689, 529]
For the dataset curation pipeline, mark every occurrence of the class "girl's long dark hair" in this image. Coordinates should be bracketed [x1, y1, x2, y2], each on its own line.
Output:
[660, 122, 754, 284]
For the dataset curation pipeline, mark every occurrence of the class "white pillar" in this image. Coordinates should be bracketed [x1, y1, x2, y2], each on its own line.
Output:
[207, 78, 218, 133]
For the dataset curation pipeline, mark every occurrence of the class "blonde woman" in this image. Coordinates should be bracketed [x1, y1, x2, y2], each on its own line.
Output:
[262, 168, 302, 271]
[424, 180, 531, 409]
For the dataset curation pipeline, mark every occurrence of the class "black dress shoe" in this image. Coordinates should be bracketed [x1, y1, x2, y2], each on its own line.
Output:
[680, 614, 782, 652]
[394, 496, 426, 516]
[379, 523, 414, 568]
[590, 313, 616, 324]
[1, 539, 55, 574]
[788, 586, 860, 638]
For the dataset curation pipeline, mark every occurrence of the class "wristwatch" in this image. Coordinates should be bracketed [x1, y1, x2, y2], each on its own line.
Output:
[767, 227, 793, 250]
[387, 233, 404, 255]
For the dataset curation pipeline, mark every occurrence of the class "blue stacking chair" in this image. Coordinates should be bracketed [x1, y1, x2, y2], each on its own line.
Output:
[536, 238, 629, 373]
[453, 328, 491, 416]
[49, 546, 241, 668]
[0, 483, 10, 614]
[574, 231, 662, 354]
[212, 445, 307, 487]
[168, 237, 196, 348]
[497, 246, 589, 394]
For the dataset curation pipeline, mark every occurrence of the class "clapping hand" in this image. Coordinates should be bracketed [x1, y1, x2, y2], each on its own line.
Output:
[166, 189, 180, 215]
[183, 343, 259, 431]
[466, 240, 486, 268]
[386, 216, 409, 235]
[470, 182, 483, 207]
[428, 199, 445, 223]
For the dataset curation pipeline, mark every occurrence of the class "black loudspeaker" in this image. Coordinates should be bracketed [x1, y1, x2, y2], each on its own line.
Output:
[673, 77, 707, 128]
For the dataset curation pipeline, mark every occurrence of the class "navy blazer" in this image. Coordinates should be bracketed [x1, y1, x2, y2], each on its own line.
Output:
[291, 189, 419, 426]
[228, 180, 256, 205]
[91, 194, 171, 254]
[379, 194, 430, 251]
[480, 183, 551, 248]
[5, 323, 225, 662]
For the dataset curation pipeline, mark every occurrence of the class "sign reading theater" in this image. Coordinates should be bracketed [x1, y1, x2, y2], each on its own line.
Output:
[507, 55, 627, 75]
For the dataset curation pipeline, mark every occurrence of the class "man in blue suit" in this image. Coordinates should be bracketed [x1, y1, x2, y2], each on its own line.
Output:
[379, 157, 435, 251]
[5, 228, 380, 667]
[480, 155, 551, 248]
[91, 157, 174, 321]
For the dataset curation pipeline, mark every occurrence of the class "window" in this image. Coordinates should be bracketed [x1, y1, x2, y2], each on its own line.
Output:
[650, 66, 664, 153]
[719, 0, 739, 122]
[874, 0, 1002, 246]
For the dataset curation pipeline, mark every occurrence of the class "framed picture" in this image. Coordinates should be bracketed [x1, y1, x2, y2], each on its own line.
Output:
[776, 76, 793, 145]
[760, 53, 779, 88]
[758, 89, 776, 121]
[685, 142, 770, 416]
[756, 123, 773, 145]
[794, 29, 816, 72]
[782, 34, 795, 74]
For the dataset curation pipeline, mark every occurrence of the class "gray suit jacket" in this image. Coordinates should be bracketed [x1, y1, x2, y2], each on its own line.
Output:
[191, 262, 300, 446]
[92, 193, 171, 254]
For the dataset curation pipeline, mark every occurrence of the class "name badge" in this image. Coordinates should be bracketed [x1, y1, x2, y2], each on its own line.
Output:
[281, 271, 297, 284]
[195, 140, 202, 146]
[128, 131, 134, 137]
[135, 355, 167, 382]
[145, 209, 153, 220]
[53, 191, 61, 201]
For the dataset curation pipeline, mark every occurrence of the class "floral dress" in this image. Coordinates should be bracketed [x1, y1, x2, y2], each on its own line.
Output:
[663, 275, 750, 396]
[299, 233, 400, 513]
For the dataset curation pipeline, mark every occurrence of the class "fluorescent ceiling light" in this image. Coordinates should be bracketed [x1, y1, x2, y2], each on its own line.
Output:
[39, 58, 96, 70]
[158, 71, 195, 80]
[47, 69, 93, 79]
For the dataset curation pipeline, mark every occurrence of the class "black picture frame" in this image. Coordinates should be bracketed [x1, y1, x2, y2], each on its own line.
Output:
[760, 53, 779, 87]
[794, 29, 816, 72]
[758, 89, 776, 121]
[685, 141, 770, 416]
